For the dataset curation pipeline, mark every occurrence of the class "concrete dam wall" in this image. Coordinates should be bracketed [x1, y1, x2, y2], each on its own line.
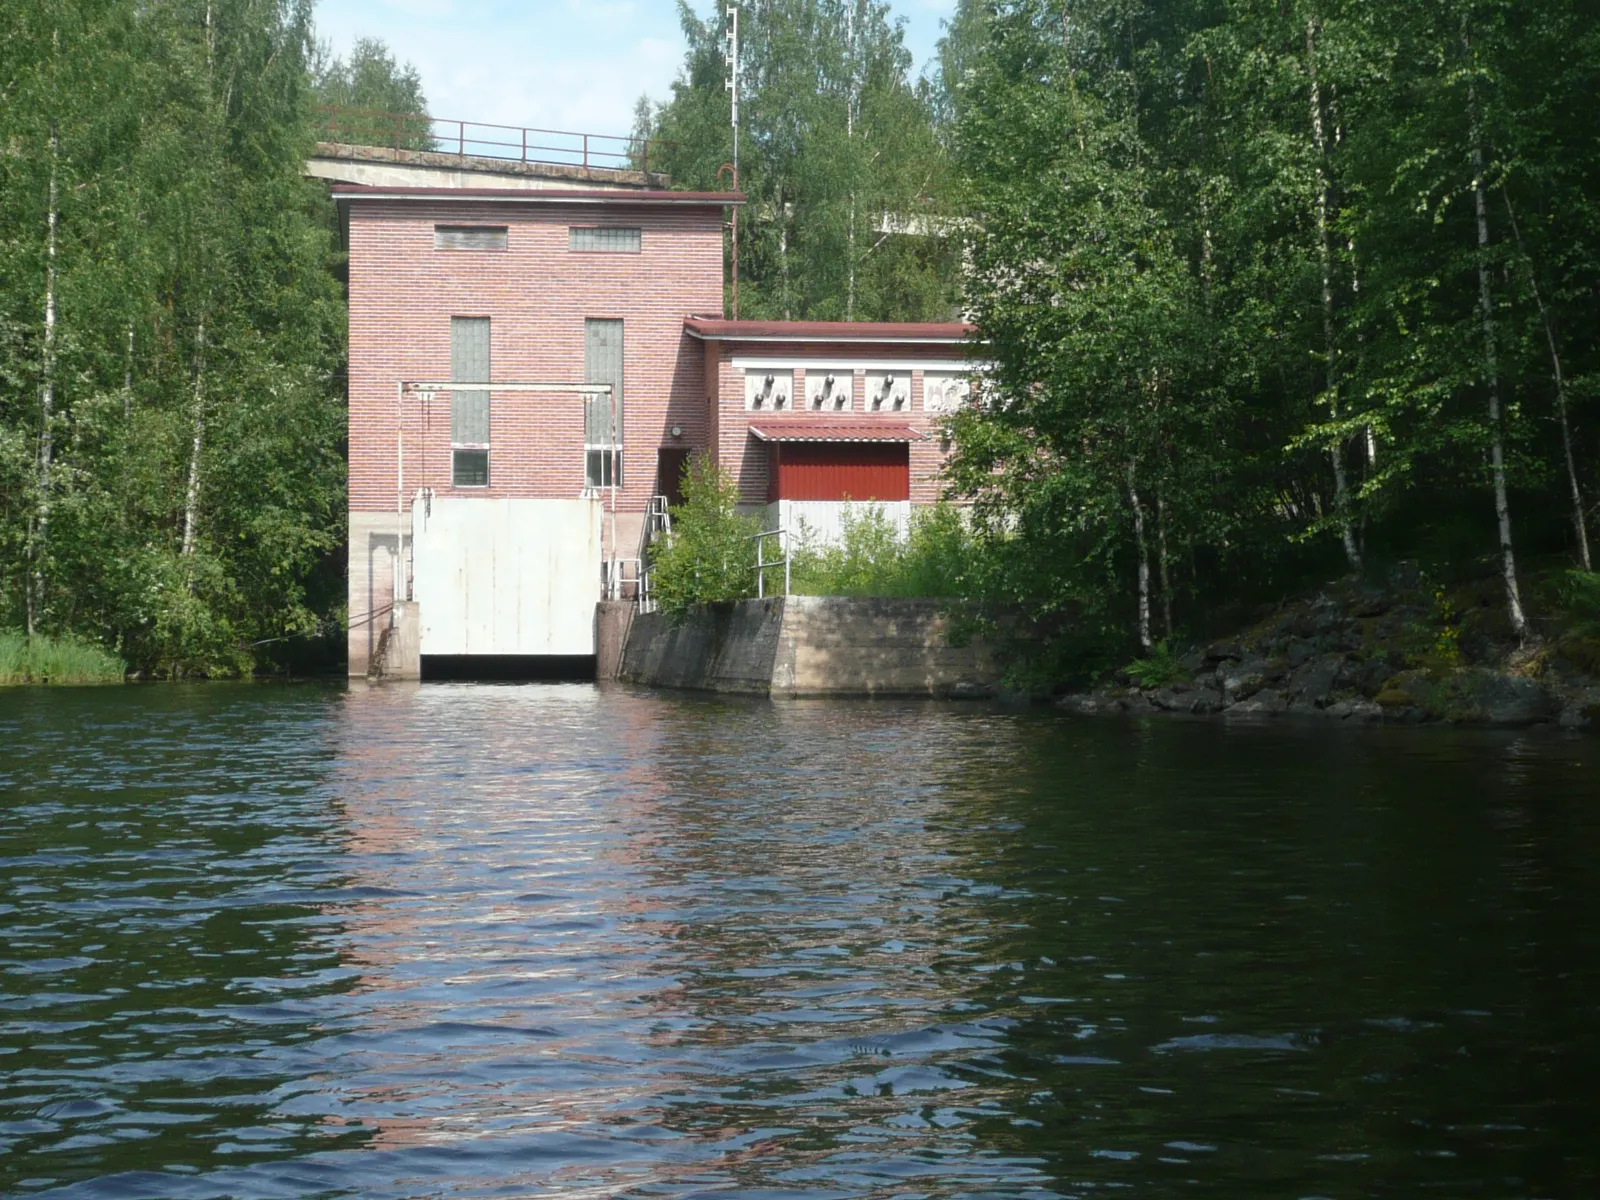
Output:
[616, 596, 1001, 698]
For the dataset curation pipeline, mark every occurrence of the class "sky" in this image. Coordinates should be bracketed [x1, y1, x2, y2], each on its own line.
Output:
[312, 0, 958, 139]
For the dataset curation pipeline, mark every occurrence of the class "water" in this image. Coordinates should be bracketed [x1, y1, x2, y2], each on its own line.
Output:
[2, 684, 1597, 1199]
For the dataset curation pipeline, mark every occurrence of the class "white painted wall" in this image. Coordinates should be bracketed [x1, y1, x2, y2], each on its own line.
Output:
[769, 499, 913, 550]
[412, 497, 604, 656]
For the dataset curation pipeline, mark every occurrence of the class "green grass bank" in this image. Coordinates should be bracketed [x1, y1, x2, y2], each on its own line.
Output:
[0, 632, 126, 685]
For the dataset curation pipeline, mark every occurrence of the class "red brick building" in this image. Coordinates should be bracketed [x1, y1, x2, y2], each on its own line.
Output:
[340, 181, 977, 676]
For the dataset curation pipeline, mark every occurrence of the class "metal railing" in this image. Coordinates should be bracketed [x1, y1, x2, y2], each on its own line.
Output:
[603, 557, 644, 602]
[753, 528, 791, 599]
[315, 107, 675, 176]
[634, 496, 674, 614]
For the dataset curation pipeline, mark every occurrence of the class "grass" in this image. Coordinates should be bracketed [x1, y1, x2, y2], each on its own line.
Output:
[0, 631, 126, 685]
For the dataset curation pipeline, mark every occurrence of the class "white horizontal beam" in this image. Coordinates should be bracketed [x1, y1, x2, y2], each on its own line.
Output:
[401, 381, 612, 394]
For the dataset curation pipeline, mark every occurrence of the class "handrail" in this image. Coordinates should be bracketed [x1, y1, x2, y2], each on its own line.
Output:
[751, 528, 791, 599]
[315, 107, 676, 176]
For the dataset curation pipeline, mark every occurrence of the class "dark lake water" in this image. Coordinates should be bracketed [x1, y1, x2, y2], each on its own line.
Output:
[2, 684, 1597, 1199]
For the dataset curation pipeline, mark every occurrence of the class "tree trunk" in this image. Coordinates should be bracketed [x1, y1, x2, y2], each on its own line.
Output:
[1464, 30, 1527, 637]
[1128, 460, 1152, 653]
[29, 118, 61, 636]
[845, 1, 858, 322]
[1307, 15, 1361, 571]
[181, 319, 206, 560]
[124, 323, 134, 417]
[1156, 487, 1174, 639]
[1501, 188, 1591, 571]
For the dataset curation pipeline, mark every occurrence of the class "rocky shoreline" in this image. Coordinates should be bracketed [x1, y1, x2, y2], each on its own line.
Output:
[1057, 574, 1600, 732]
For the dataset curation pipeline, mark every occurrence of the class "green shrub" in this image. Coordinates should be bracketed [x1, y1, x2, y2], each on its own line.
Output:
[790, 502, 978, 598]
[1559, 570, 1600, 636]
[1126, 641, 1189, 689]
[0, 631, 126, 685]
[649, 455, 762, 614]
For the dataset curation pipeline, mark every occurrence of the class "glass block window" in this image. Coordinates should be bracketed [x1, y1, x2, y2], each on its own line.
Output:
[585, 318, 624, 489]
[570, 226, 642, 253]
[435, 225, 508, 250]
[451, 316, 491, 488]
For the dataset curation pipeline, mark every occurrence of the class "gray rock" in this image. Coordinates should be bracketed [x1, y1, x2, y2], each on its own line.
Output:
[1222, 657, 1272, 700]
[1326, 699, 1384, 723]
[1227, 690, 1288, 717]
[1150, 689, 1188, 712]
[1456, 670, 1558, 727]
[1288, 655, 1344, 708]
[1205, 642, 1244, 665]
[1190, 688, 1225, 715]
[1558, 703, 1592, 731]
[1287, 640, 1316, 668]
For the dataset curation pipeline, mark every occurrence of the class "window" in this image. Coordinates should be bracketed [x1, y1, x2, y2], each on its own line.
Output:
[451, 317, 491, 487]
[435, 225, 508, 251]
[570, 227, 642, 253]
[585, 318, 624, 489]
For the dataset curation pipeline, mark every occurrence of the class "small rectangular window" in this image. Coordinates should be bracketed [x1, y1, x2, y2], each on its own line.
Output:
[586, 449, 623, 489]
[569, 226, 642, 253]
[451, 317, 491, 487]
[435, 225, 508, 251]
[452, 449, 490, 488]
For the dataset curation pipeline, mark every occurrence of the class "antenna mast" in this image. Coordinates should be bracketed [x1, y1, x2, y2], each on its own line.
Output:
[725, 3, 741, 318]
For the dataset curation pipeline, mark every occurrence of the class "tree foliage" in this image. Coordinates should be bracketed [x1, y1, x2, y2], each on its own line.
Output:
[0, 0, 350, 674]
[948, 0, 1600, 662]
[312, 35, 431, 150]
[644, 0, 959, 321]
[650, 454, 763, 613]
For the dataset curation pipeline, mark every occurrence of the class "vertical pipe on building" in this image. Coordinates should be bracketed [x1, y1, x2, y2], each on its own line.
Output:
[396, 381, 405, 614]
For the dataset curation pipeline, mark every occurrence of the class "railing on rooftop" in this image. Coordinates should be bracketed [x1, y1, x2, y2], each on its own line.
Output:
[315, 107, 674, 177]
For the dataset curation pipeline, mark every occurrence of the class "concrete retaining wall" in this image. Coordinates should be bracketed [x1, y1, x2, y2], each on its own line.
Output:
[617, 596, 1000, 697]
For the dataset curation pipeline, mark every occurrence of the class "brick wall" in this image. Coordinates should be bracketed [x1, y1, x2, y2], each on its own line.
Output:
[701, 339, 969, 506]
[348, 199, 725, 521]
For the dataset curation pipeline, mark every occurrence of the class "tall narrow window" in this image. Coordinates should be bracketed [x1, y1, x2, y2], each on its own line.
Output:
[451, 317, 490, 487]
[585, 318, 624, 489]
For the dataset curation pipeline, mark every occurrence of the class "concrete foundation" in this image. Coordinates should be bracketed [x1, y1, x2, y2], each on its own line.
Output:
[595, 601, 635, 682]
[618, 596, 1000, 697]
[371, 601, 422, 680]
[348, 510, 413, 677]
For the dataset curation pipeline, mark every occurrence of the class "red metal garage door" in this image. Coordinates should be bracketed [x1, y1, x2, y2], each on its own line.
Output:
[769, 443, 911, 502]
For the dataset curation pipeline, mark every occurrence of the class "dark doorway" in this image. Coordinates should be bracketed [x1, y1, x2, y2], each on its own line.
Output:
[421, 656, 597, 682]
[657, 447, 691, 507]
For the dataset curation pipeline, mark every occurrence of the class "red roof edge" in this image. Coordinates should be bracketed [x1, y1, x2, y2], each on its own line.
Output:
[684, 317, 976, 343]
[748, 419, 928, 443]
[330, 183, 743, 204]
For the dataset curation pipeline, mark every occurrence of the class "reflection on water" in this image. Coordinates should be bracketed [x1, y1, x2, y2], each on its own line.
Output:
[1, 683, 1597, 1198]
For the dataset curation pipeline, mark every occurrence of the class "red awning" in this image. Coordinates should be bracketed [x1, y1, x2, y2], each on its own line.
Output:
[748, 420, 927, 444]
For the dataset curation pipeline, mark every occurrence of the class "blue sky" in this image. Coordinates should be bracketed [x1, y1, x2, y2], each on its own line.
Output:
[313, 0, 957, 139]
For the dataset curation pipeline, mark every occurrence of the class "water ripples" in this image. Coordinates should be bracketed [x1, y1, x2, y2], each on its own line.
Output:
[2, 683, 1597, 1197]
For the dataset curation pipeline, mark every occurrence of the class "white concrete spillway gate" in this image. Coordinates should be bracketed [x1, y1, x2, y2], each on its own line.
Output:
[399, 380, 615, 659]
[412, 497, 602, 656]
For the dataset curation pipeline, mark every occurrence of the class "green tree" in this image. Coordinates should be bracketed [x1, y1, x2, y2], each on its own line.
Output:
[646, 0, 959, 321]
[312, 36, 431, 150]
[650, 454, 761, 613]
[946, 0, 1600, 664]
[0, 0, 347, 675]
